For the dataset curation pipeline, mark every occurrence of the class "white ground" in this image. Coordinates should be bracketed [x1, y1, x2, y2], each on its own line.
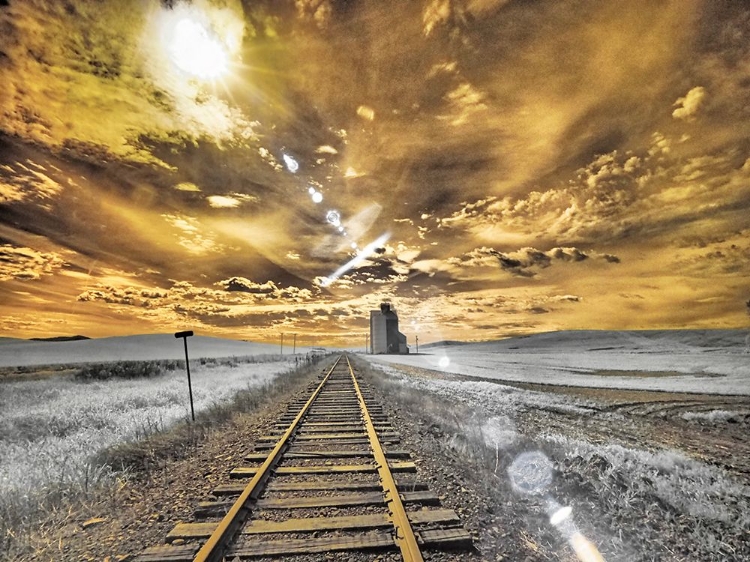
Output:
[0, 335, 306, 510]
[365, 330, 750, 395]
[0, 334, 309, 367]
[362, 347, 750, 560]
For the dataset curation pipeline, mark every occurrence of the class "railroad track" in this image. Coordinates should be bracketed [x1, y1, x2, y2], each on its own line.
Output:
[134, 354, 472, 561]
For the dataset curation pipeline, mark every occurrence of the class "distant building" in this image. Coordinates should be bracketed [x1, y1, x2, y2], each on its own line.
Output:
[370, 303, 409, 354]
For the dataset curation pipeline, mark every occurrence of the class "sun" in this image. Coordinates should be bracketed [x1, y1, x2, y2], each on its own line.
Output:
[167, 18, 228, 80]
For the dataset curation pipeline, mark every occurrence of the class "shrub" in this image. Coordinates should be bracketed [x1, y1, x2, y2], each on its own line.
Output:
[75, 360, 168, 381]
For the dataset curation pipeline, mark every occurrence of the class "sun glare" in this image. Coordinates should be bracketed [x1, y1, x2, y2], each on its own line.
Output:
[168, 18, 228, 79]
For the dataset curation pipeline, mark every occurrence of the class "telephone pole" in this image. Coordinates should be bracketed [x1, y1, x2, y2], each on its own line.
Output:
[280, 333, 284, 355]
[416, 334, 419, 354]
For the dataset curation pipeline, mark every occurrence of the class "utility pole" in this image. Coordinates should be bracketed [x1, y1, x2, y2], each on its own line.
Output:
[174, 330, 195, 422]
[416, 334, 419, 354]
[365, 333, 369, 354]
[280, 333, 284, 355]
[293, 333, 297, 354]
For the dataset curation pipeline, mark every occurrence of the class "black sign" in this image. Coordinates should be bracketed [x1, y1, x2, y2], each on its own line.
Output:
[174, 330, 194, 338]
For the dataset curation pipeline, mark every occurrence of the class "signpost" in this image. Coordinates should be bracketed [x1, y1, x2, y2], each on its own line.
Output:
[174, 330, 195, 422]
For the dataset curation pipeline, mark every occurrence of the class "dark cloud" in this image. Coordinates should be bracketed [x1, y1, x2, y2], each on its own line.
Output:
[216, 277, 318, 302]
[672, 238, 750, 276]
[553, 295, 582, 303]
[330, 308, 350, 316]
[448, 246, 616, 277]
[219, 277, 278, 294]
[549, 247, 588, 263]
[78, 285, 173, 308]
[528, 307, 549, 315]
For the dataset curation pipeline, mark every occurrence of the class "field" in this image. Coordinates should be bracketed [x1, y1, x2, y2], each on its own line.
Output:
[360, 329, 750, 560]
[0, 335, 315, 560]
[0, 334, 288, 368]
[2, 330, 748, 561]
[372, 329, 750, 394]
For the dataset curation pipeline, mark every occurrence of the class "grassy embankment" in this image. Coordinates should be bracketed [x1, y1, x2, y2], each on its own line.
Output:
[353, 357, 750, 562]
[0, 354, 328, 560]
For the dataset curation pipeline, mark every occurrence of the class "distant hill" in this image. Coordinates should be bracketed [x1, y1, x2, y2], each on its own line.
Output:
[494, 329, 747, 350]
[29, 335, 90, 342]
[419, 340, 464, 349]
[0, 334, 301, 368]
[423, 329, 749, 352]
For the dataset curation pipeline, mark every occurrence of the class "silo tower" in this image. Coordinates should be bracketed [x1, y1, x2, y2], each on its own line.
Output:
[369, 302, 409, 354]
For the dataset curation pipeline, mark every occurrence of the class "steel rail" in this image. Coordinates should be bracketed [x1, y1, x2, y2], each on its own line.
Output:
[346, 356, 424, 562]
[192, 355, 343, 562]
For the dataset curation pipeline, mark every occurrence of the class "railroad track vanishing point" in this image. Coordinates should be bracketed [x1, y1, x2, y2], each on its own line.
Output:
[134, 354, 472, 561]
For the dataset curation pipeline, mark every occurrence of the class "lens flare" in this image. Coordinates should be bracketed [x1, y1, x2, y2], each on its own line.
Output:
[312, 191, 323, 203]
[438, 356, 451, 369]
[283, 153, 299, 173]
[480, 416, 518, 450]
[544, 492, 606, 561]
[550, 506, 573, 526]
[507, 451, 554, 495]
[326, 210, 341, 227]
[169, 18, 227, 79]
[571, 533, 606, 562]
[320, 232, 391, 287]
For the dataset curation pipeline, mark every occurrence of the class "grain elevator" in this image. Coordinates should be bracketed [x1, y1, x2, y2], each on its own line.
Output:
[369, 303, 409, 354]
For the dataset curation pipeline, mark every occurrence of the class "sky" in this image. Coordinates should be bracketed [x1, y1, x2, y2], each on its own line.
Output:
[0, 0, 749, 346]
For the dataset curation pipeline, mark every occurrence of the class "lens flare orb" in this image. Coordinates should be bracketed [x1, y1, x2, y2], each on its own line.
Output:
[283, 153, 299, 173]
[550, 505, 573, 526]
[326, 210, 341, 227]
[507, 451, 554, 495]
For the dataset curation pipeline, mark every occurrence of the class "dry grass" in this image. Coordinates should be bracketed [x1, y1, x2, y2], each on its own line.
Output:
[95, 360, 319, 473]
[0, 354, 328, 561]
[355, 357, 750, 561]
[351, 357, 564, 558]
